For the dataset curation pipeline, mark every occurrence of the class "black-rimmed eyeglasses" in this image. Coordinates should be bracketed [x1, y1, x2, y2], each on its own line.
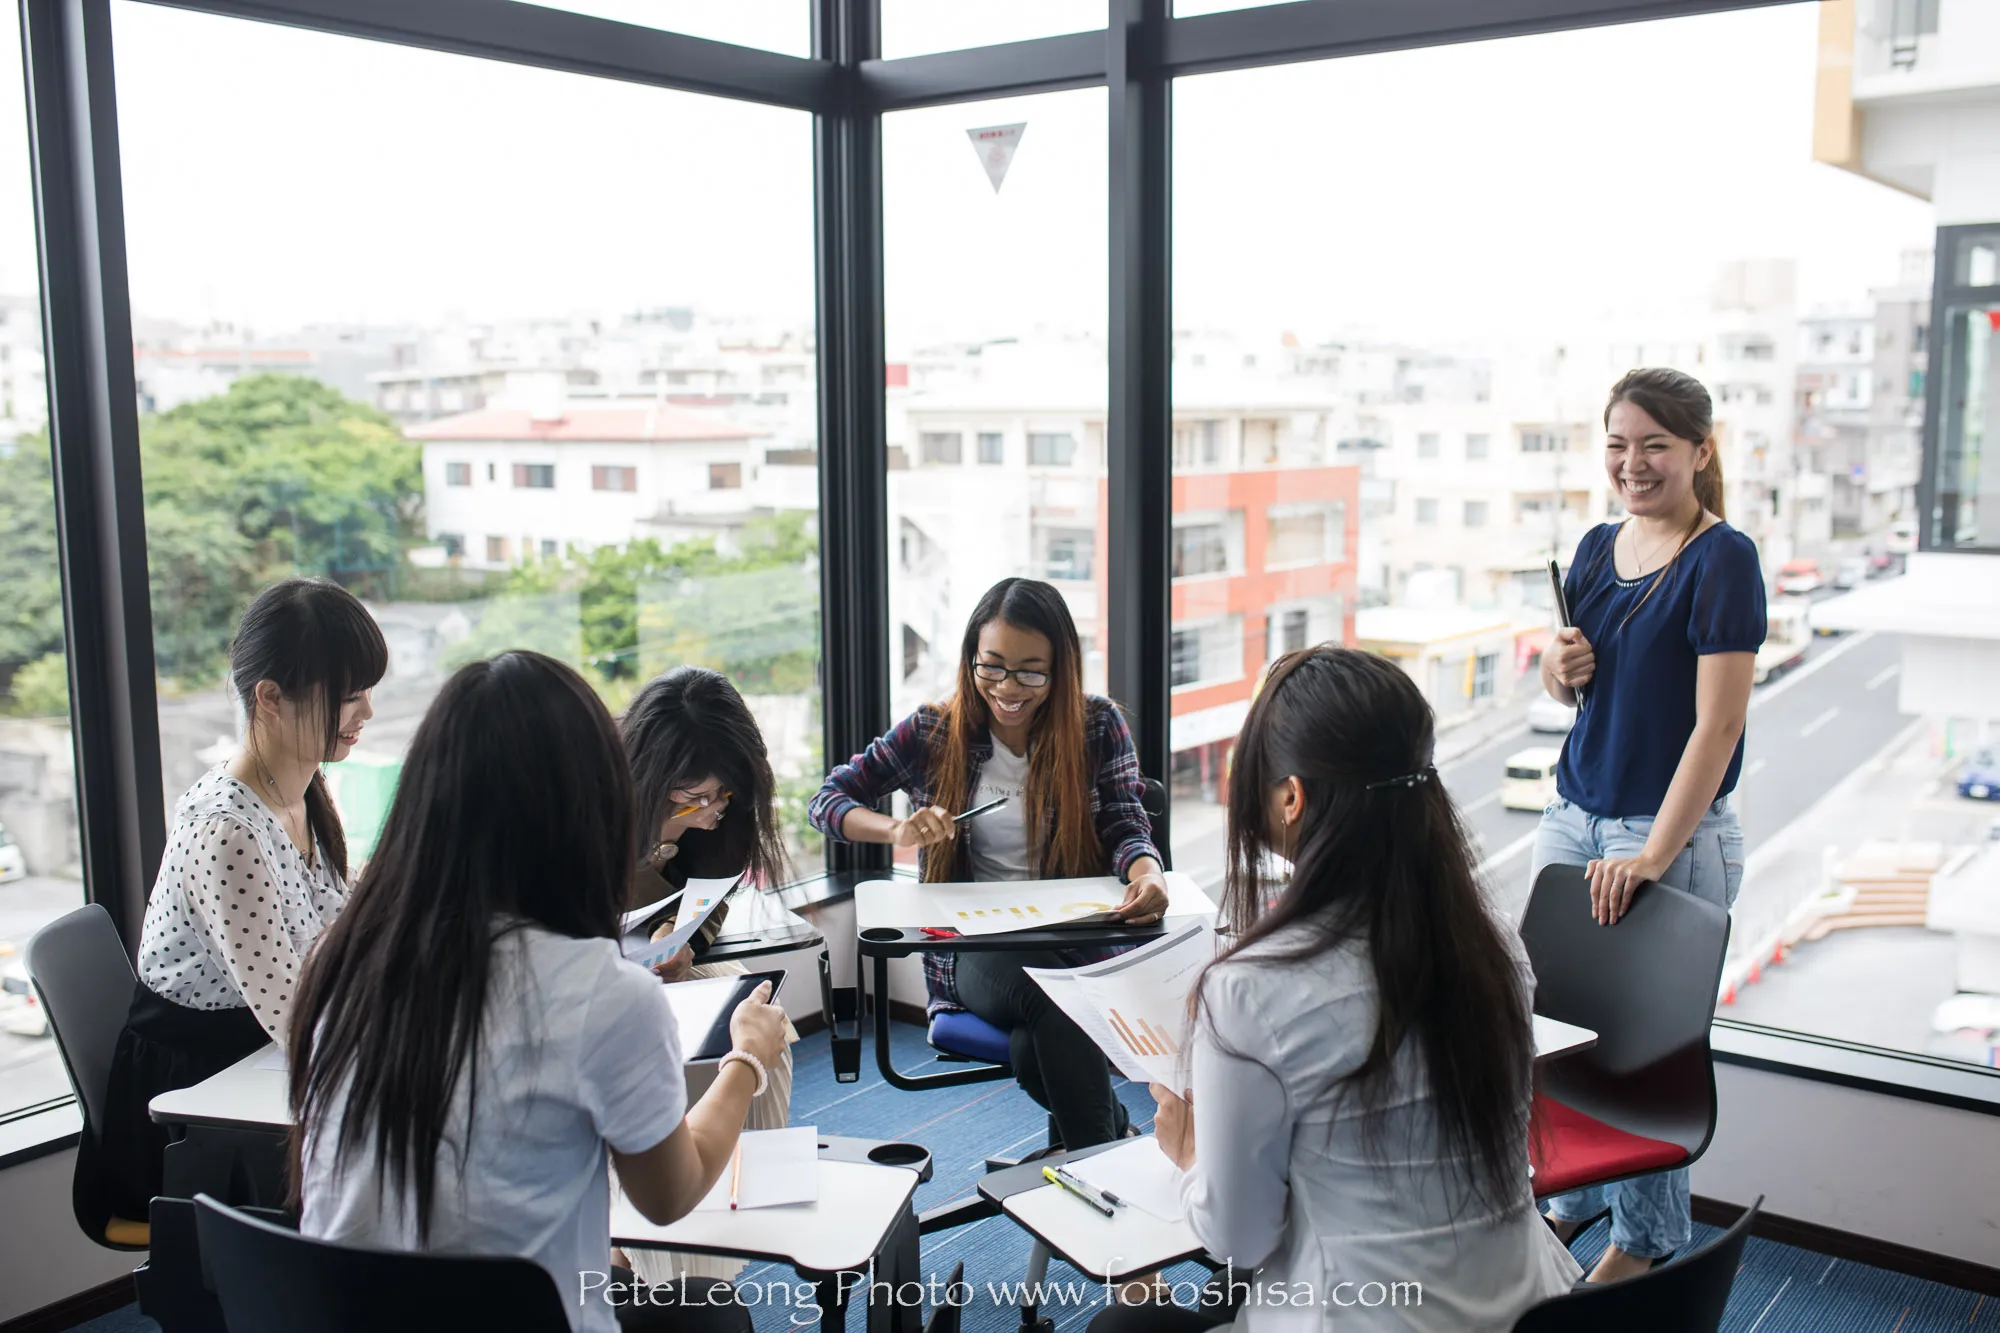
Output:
[972, 663, 1050, 689]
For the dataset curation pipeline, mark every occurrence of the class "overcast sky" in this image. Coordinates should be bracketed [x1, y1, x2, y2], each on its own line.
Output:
[0, 1, 1936, 357]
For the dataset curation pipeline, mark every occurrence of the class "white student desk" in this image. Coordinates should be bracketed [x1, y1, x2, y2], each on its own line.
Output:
[981, 1016, 1601, 1286]
[612, 1136, 927, 1333]
[850, 872, 1219, 1092]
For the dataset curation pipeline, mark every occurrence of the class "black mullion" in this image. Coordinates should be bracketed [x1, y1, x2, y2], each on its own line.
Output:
[859, 29, 1105, 111]
[1106, 0, 1172, 843]
[21, 0, 162, 950]
[813, 0, 890, 875]
[1163, 0, 1800, 79]
[139, 0, 834, 111]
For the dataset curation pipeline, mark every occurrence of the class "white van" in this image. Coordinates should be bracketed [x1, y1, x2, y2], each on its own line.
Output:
[1501, 747, 1563, 813]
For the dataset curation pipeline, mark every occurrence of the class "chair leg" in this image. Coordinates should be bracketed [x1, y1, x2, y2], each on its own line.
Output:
[1015, 1240, 1053, 1333]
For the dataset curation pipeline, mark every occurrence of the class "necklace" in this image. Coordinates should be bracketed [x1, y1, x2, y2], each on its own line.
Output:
[1626, 519, 1689, 576]
[250, 747, 317, 870]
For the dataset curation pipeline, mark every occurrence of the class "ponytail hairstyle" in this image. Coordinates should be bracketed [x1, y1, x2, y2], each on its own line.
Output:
[228, 578, 388, 880]
[925, 578, 1101, 884]
[288, 651, 634, 1240]
[1602, 368, 1725, 628]
[1202, 646, 1534, 1217]
[621, 666, 789, 891]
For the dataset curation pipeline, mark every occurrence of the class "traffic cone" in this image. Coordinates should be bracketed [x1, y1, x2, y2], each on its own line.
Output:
[1720, 982, 1736, 1005]
[1747, 960, 1762, 984]
[1771, 942, 1788, 965]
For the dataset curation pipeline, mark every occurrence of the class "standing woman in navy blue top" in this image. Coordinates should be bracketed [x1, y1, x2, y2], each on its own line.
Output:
[1534, 368, 1766, 1283]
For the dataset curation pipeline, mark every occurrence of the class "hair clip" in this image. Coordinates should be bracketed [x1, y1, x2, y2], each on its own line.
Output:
[1365, 766, 1436, 791]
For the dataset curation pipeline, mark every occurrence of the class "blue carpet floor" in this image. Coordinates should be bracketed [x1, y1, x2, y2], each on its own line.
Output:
[71, 1020, 1994, 1332]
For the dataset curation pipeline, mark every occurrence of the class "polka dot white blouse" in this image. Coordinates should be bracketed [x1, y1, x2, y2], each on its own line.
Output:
[136, 766, 347, 1043]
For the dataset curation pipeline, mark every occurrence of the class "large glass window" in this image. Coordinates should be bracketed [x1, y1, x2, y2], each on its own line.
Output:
[883, 87, 1108, 822]
[1169, 4, 2000, 1075]
[0, 1, 82, 1122]
[113, 4, 823, 874]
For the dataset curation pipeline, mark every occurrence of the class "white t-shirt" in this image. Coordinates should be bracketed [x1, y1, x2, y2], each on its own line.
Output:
[967, 732, 1032, 881]
[300, 925, 687, 1333]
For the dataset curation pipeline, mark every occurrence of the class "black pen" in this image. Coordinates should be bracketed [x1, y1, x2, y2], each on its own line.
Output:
[954, 796, 1009, 824]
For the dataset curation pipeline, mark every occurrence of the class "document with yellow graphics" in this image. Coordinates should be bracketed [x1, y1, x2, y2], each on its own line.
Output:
[1022, 921, 1216, 1086]
[940, 875, 1135, 935]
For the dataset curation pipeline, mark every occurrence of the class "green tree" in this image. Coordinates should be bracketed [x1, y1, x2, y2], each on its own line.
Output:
[9, 650, 70, 718]
[139, 374, 425, 684]
[0, 436, 66, 703]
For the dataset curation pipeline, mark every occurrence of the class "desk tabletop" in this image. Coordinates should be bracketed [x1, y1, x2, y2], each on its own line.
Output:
[979, 1143, 1203, 1284]
[151, 1043, 289, 1131]
[701, 888, 824, 963]
[612, 1157, 918, 1275]
[855, 873, 1216, 955]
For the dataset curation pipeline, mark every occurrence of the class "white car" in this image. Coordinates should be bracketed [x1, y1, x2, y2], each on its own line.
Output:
[1501, 747, 1563, 813]
[1526, 694, 1577, 734]
[0, 823, 24, 883]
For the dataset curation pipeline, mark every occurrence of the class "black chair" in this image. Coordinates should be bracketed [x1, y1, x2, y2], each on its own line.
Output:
[924, 1261, 967, 1333]
[193, 1193, 572, 1332]
[1511, 1197, 1762, 1331]
[25, 903, 149, 1249]
[1518, 863, 1730, 1199]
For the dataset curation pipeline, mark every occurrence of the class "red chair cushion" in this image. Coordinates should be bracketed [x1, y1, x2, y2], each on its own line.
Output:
[1531, 1093, 1689, 1197]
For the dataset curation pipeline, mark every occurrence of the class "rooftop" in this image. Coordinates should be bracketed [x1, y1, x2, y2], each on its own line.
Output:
[405, 405, 758, 444]
[1810, 554, 2000, 641]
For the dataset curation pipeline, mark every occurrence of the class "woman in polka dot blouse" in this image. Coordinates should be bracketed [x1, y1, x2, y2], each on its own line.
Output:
[92, 578, 386, 1224]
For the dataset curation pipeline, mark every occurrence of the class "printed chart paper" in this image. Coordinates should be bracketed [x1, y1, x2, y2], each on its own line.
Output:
[1023, 921, 1215, 1086]
[623, 876, 737, 969]
[936, 876, 1129, 935]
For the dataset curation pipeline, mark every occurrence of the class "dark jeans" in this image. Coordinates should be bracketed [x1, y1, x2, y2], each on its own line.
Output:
[954, 949, 1122, 1149]
[609, 1270, 752, 1333]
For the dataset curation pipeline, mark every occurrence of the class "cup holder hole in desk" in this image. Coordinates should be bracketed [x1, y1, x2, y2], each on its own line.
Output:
[866, 1143, 929, 1168]
[859, 928, 905, 943]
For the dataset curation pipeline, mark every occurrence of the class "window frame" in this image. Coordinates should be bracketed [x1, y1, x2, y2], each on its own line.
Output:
[24, 0, 1986, 1146]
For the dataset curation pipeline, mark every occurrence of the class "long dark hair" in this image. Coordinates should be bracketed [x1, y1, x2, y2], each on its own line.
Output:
[229, 578, 387, 879]
[287, 651, 635, 1239]
[1206, 646, 1533, 1215]
[621, 666, 788, 890]
[926, 577, 1100, 883]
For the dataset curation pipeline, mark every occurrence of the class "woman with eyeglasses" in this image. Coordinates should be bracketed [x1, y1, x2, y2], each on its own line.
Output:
[809, 577, 1168, 1154]
[614, 666, 798, 1289]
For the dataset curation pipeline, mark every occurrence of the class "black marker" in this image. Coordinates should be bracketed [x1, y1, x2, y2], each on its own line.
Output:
[954, 796, 1009, 824]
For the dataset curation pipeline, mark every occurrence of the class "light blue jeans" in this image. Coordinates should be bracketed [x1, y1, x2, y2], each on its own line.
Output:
[1531, 794, 1743, 1260]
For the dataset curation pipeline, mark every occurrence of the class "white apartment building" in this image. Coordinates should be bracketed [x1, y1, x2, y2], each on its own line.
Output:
[411, 399, 769, 570]
[1797, 306, 1879, 538]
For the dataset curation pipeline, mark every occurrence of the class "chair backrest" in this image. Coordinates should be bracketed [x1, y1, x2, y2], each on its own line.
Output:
[1521, 863, 1730, 1155]
[194, 1195, 572, 1333]
[1510, 1197, 1761, 1332]
[26, 904, 138, 1136]
[925, 1261, 967, 1333]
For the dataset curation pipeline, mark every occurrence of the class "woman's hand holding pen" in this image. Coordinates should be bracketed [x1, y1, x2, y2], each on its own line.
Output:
[892, 804, 956, 849]
[1117, 858, 1170, 925]
[1150, 1083, 1195, 1170]
[1549, 627, 1597, 689]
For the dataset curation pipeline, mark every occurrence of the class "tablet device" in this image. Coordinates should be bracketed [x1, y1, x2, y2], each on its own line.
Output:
[665, 970, 787, 1063]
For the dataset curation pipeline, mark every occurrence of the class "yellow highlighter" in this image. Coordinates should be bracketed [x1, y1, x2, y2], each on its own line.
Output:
[1042, 1165, 1114, 1217]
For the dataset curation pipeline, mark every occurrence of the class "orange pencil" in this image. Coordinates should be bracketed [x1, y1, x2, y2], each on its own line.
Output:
[728, 1141, 744, 1211]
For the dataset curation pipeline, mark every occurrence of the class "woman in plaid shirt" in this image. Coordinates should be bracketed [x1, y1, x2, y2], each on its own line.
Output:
[810, 577, 1169, 1151]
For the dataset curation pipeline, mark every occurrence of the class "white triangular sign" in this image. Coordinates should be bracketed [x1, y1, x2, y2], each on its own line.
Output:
[966, 122, 1027, 193]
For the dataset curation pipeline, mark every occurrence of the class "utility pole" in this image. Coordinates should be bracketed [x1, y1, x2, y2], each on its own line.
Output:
[1549, 345, 1567, 567]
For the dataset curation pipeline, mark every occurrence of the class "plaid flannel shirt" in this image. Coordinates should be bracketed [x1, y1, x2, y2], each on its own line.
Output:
[808, 695, 1161, 1016]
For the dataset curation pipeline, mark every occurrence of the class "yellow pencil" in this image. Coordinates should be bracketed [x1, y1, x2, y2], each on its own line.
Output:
[728, 1141, 744, 1211]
